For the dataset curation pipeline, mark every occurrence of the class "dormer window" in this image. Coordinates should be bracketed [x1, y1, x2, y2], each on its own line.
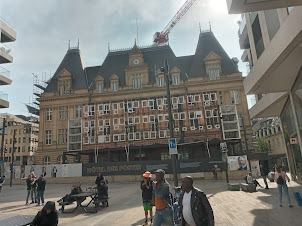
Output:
[109, 74, 119, 92]
[173, 76, 179, 85]
[57, 69, 72, 96]
[208, 65, 220, 80]
[112, 82, 118, 91]
[132, 74, 142, 89]
[158, 77, 164, 87]
[97, 84, 103, 93]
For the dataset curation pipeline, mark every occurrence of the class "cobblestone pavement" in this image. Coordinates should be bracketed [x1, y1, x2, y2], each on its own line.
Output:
[0, 179, 301, 225]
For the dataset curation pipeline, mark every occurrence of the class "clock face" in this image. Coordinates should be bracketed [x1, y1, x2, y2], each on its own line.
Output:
[133, 58, 140, 65]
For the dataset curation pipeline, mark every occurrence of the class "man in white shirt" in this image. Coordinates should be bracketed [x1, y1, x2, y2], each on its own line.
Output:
[179, 176, 214, 226]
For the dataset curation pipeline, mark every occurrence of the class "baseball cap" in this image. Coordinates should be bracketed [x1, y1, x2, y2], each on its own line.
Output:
[154, 169, 165, 174]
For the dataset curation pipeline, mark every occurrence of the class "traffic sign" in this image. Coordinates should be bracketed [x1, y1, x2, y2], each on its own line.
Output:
[169, 138, 178, 155]
[290, 138, 297, 144]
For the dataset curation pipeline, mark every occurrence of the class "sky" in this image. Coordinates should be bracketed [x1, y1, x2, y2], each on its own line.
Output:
[0, 0, 251, 116]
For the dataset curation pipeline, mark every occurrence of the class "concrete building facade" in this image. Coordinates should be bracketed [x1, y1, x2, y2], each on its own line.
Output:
[227, 2, 302, 179]
[36, 31, 252, 165]
[0, 18, 16, 109]
[0, 114, 39, 165]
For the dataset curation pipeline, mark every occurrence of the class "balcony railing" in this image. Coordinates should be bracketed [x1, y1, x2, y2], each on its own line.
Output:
[0, 91, 8, 101]
[0, 66, 10, 78]
[0, 43, 12, 55]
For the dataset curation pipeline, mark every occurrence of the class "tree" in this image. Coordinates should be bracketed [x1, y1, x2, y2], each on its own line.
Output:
[257, 138, 270, 153]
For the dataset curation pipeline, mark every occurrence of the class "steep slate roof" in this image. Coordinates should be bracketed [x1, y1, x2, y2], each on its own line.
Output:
[189, 31, 240, 78]
[44, 48, 87, 92]
[44, 31, 240, 92]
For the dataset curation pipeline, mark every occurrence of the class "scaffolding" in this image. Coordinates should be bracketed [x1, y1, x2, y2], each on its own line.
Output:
[26, 72, 51, 119]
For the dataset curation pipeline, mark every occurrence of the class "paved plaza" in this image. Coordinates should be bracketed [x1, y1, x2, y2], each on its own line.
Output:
[0, 179, 302, 225]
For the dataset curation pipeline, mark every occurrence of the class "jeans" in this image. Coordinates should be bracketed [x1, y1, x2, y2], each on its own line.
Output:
[173, 203, 180, 225]
[278, 183, 291, 205]
[37, 190, 45, 205]
[153, 208, 174, 226]
[31, 187, 37, 202]
[26, 190, 31, 204]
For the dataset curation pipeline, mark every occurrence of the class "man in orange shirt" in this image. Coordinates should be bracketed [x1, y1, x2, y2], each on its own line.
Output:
[153, 169, 174, 226]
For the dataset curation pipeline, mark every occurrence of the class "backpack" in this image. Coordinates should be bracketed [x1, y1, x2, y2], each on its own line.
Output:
[277, 175, 285, 185]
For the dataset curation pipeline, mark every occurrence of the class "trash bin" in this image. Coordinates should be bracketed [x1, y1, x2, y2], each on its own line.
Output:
[268, 172, 275, 182]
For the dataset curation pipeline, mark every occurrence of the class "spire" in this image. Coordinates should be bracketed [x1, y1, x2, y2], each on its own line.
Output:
[134, 38, 137, 46]
[209, 21, 212, 32]
[108, 42, 110, 53]
[68, 40, 70, 50]
[77, 38, 80, 49]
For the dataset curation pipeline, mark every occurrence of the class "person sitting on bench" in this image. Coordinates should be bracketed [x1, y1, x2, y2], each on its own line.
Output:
[58, 185, 80, 203]
[246, 172, 263, 188]
[96, 180, 108, 207]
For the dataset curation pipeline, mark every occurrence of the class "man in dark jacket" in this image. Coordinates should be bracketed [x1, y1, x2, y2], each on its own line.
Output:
[260, 164, 269, 189]
[31, 201, 58, 226]
[36, 174, 46, 206]
[179, 176, 214, 226]
[95, 172, 104, 188]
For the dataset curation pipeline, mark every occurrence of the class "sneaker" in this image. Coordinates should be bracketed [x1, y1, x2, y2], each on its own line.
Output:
[279, 204, 282, 207]
[265, 187, 269, 189]
[30, 202, 34, 204]
[289, 204, 293, 207]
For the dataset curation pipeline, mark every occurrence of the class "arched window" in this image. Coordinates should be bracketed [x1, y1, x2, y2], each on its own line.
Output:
[57, 155, 63, 164]
[43, 156, 51, 165]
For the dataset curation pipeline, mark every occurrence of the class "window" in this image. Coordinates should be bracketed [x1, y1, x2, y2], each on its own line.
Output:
[231, 90, 240, 104]
[142, 100, 148, 108]
[22, 146, 25, 152]
[179, 112, 186, 120]
[173, 76, 179, 85]
[132, 74, 142, 89]
[58, 129, 68, 144]
[112, 82, 118, 91]
[208, 65, 220, 80]
[97, 84, 103, 93]
[187, 95, 195, 105]
[23, 137, 26, 143]
[88, 105, 95, 116]
[149, 115, 155, 122]
[134, 116, 140, 124]
[46, 108, 52, 121]
[57, 155, 63, 164]
[219, 91, 223, 105]
[18, 138, 21, 143]
[45, 130, 52, 145]
[158, 77, 163, 87]
[75, 105, 82, 118]
[148, 99, 155, 110]
[143, 116, 149, 123]
[18, 147, 20, 152]
[205, 110, 213, 118]
[58, 80, 70, 95]
[59, 106, 68, 120]
[43, 156, 51, 165]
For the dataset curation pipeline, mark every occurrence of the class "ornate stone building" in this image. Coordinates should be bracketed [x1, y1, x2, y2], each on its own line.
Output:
[37, 31, 252, 165]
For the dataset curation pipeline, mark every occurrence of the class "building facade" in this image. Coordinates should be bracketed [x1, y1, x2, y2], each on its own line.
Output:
[0, 114, 39, 165]
[37, 31, 252, 165]
[228, 2, 302, 179]
[0, 18, 16, 109]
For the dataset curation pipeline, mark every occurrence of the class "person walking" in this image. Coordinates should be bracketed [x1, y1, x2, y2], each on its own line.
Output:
[260, 164, 269, 189]
[52, 166, 57, 178]
[42, 167, 47, 177]
[141, 171, 153, 226]
[26, 174, 32, 205]
[275, 166, 293, 207]
[36, 174, 46, 206]
[31, 172, 38, 204]
[179, 176, 214, 226]
[95, 172, 105, 188]
[30, 201, 58, 226]
[153, 169, 174, 226]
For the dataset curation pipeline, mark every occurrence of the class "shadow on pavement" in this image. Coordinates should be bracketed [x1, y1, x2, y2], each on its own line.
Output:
[130, 218, 146, 226]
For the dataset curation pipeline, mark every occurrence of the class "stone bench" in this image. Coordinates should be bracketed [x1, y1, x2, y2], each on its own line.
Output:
[227, 183, 241, 191]
[241, 183, 256, 192]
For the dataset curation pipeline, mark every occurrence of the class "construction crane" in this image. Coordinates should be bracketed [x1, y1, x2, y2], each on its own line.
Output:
[153, 0, 198, 45]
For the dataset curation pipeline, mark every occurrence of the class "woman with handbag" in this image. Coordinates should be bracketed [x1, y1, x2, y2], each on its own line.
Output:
[141, 171, 153, 225]
[275, 166, 293, 207]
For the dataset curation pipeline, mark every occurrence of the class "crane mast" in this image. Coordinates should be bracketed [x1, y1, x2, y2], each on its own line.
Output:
[153, 0, 198, 45]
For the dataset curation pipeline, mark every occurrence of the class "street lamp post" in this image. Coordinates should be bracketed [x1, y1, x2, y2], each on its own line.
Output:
[10, 129, 16, 187]
[161, 59, 178, 187]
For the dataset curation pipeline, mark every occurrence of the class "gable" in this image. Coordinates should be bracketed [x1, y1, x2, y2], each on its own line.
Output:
[57, 68, 71, 79]
[204, 51, 222, 62]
